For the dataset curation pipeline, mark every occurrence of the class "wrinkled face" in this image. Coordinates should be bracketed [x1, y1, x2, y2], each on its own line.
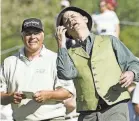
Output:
[62, 11, 88, 37]
[22, 28, 44, 53]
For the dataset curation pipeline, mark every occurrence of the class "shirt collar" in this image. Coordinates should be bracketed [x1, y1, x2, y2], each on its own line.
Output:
[79, 33, 95, 47]
[19, 45, 47, 60]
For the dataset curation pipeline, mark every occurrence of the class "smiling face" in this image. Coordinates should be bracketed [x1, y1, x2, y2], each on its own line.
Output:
[22, 28, 44, 54]
[62, 11, 88, 38]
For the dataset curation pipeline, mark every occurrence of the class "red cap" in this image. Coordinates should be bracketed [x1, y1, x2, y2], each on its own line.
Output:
[106, 0, 117, 7]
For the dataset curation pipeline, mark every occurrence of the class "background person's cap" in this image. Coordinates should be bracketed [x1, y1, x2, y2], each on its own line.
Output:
[106, 0, 117, 7]
[21, 18, 43, 32]
[60, 0, 70, 7]
[56, 6, 92, 33]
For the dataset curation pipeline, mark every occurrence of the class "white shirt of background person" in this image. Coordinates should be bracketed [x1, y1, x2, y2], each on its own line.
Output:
[92, 10, 119, 37]
[0, 87, 13, 121]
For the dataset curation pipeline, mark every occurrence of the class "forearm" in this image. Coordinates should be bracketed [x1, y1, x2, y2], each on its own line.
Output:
[0, 92, 13, 105]
[48, 88, 72, 101]
[57, 48, 78, 79]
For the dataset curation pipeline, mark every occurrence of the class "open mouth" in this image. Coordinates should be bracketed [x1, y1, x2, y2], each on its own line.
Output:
[71, 23, 79, 30]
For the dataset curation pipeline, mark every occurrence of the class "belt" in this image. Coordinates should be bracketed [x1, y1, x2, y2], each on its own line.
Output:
[65, 115, 79, 120]
[80, 99, 130, 114]
[41, 116, 65, 121]
[96, 99, 130, 111]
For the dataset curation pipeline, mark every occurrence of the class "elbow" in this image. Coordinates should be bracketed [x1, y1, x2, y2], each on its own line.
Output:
[64, 97, 76, 113]
[58, 71, 74, 80]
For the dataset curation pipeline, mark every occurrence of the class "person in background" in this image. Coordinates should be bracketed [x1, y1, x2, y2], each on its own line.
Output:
[60, 0, 70, 9]
[92, 0, 120, 38]
[105, 0, 117, 11]
[132, 83, 139, 121]
[128, 57, 139, 121]
[0, 18, 75, 121]
[55, 6, 139, 121]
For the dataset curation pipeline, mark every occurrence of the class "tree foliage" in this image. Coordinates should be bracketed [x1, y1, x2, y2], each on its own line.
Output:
[1, 0, 139, 63]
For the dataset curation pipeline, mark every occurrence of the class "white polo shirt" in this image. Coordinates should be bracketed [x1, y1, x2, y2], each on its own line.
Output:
[132, 83, 139, 104]
[0, 45, 74, 121]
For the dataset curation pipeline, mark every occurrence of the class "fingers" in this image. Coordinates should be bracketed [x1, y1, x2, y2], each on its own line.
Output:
[55, 26, 67, 48]
[33, 92, 42, 103]
[121, 79, 132, 88]
[119, 71, 134, 88]
[13, 92, 24, 104]
[120, 72, 126, 81]
[55, 26, 67, 39]
[34, 96, 43, 103]
[57, 26, 67, 34]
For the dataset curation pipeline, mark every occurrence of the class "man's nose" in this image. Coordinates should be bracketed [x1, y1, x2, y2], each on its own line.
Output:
[30, 33, 36, 38]
[67, 18, 74, 27]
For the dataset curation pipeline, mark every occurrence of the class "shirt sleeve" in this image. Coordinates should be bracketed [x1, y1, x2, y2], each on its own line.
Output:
[55, 77, 75, 96]
[111, 36, 139, 82]
[132, 83, 139, 104]
[112, 11, 120, 24]
[0, 64, 7, 92]
[57, 48, 78, 80]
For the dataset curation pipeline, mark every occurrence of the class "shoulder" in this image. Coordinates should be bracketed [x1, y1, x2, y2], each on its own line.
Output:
[42, 48, 57, 62]
[2, 52, 19, 71]
[46, 49, 57, 58]
[3, 52, 19, 65]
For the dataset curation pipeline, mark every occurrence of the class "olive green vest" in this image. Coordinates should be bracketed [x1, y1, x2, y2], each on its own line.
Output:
[68, 35, 130, 112]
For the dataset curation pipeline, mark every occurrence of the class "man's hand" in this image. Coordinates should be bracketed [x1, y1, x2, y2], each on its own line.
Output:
[55, 26, 67, 48]
[33, 90, 51, 103]
[119, 71, 135, 88]
[11, 92, 26, 104]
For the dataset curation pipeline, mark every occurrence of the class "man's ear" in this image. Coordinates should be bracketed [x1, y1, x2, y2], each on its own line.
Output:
[83, 16, 88, 24]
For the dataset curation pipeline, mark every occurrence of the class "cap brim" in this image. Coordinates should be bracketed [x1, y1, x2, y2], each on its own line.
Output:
[21, 27, 43, 32]
[56, 6, 92, 31]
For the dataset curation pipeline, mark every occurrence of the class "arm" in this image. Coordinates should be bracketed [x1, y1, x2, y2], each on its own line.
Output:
[113, 11, 120, 38]
[0, 64, 24, 105]
[111, 36, 139, 87]
[115, 24, 120, 38]
[34, 58, 75, 103]
[56, 26, 78, 80]
[33, 88, 72, 103]
[1, 92, 24, 105]
[57, 48, 78, 80]
[63, 96, 76, 114]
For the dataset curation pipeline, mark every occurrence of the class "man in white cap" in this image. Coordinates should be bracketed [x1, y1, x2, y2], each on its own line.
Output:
[0, 18, 75, 121]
